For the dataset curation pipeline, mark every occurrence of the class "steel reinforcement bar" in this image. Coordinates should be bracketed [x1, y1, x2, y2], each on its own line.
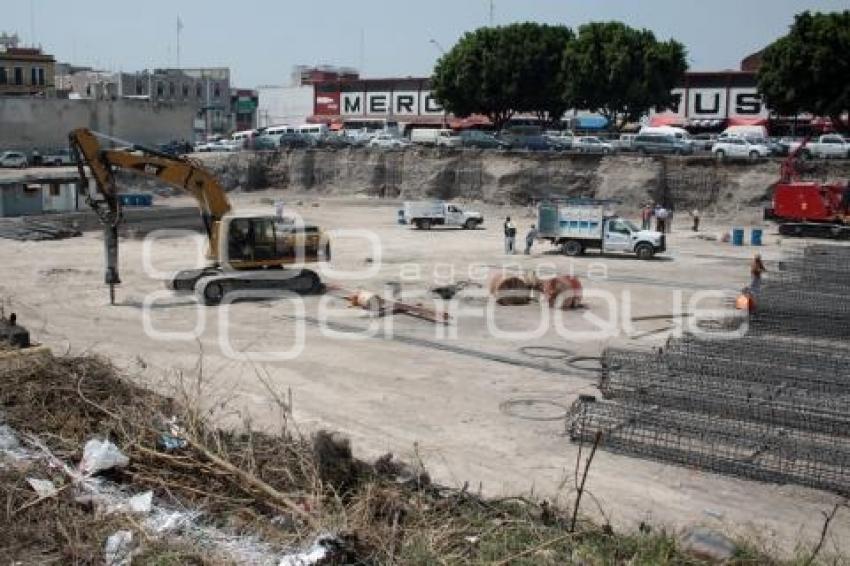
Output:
[566, 398, 850, 496]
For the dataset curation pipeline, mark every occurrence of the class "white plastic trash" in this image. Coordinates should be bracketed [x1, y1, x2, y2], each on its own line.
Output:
[79, 438, 129, 475]
[26, 478, 58, 498]
[104, 530, 135, 566]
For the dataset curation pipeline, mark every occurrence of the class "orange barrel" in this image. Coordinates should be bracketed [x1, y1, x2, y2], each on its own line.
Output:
[540, 275, 583, 309]
[488, 273, 531, 305]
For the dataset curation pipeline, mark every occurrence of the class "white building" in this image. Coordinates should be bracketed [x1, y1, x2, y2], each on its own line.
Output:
[256, 85, 314, 128]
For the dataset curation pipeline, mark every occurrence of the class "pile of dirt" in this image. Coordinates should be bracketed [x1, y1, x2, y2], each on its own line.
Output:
[0, 352, 786, 564]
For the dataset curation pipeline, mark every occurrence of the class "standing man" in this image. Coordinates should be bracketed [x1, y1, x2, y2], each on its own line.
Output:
[524, 224, 539, 255]
[504, 216, 517, 254]
[750, 254, 767, 292]
[691, 208, 701, 232]
[641, 203, 653, 230]
[655, 205, 668, 233]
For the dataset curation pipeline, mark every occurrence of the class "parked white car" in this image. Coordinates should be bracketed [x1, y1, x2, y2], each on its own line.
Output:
[368, 134, 408, 149]
[573, 136, 614, 154]
[712, 136, 770, 161]
[435, 130, 462, 148]
[0, 151, 27, 168]
[788, 135, 850, 159]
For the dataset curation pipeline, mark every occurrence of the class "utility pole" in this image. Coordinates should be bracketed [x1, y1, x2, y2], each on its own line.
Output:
[489, 0, 494, 26]
[359, 28, 365, 74]
[176, 16, 183, 68]
[29, 0, 36, 46]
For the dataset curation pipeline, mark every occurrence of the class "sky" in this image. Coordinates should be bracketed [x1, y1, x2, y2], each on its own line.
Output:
[4, 0, 848, 87]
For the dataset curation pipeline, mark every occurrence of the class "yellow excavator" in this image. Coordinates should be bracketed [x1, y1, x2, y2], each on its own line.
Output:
[69, 128, 330, 305]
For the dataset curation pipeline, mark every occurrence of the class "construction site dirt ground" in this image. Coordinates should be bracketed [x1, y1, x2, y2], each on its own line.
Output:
[1, 191, 847, 558]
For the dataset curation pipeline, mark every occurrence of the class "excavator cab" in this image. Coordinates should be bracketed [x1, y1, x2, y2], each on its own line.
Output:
[223, 215, 328, 266]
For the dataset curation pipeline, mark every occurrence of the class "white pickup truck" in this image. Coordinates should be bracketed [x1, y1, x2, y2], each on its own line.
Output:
[789, 135, 850, 159]
[537, 201, 666, 259]
[401, 201, 484, 230]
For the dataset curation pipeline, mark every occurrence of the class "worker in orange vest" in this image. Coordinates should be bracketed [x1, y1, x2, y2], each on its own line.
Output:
[735, 287, 756, 314]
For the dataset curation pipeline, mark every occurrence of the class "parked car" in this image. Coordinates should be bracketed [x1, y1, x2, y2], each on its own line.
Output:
[42, 148, 76, 166]
[633, 133, 694, 155]
[368, 133, 408, 149]
[435, 130, 462, 148]
[544, 131, 574, 151]
[712, 136, 771, 161]
[156, 141, 191, 156]
[573, 136, 614, 154]
[612, 134, 637, 152]
[0, 151, 28, 168]
[691, 133, 719, 151]
[459, 130, 509, 149]
[410, 128, 454, 146]
[499, 132, 551, 151]
[787, 134, 850, 159]
[253, 135, 279, 150]
[315, 134, 354, 149]
[277, 132, 313, 148]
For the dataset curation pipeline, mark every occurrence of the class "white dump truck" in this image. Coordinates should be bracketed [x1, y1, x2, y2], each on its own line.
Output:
[537, 201, 666, 259]
[401, 201, 484, 230]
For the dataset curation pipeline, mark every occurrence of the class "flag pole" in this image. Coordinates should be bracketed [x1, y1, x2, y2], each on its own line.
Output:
[176, 16, 182, 67]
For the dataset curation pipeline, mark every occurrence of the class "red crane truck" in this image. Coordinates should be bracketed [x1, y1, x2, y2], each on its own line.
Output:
[765, 136, 850, 239]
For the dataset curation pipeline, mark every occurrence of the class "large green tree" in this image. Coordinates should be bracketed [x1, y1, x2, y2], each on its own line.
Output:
[431, 23, 573, 130]
[758, 10, 850, 129]
[562, 22, 687, 130]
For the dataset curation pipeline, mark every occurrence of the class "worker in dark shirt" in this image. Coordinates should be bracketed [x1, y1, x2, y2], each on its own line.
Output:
[504, 216, 517, 254]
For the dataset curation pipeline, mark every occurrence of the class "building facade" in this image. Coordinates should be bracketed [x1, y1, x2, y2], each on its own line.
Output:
[230, 88, 258, 131]
[117, 68, 231, 136]
[0, 38, 56, 97]
[258, 65, 361, 128]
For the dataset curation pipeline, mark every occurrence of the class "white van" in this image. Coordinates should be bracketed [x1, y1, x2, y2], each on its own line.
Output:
[410, 128, 454, 146]
[264, 125, 298, 136]
[639, 126, 692, 141]
[228, 130, 255, 149]
[720, 125, 769, 141]
[298, 124, 329, 140]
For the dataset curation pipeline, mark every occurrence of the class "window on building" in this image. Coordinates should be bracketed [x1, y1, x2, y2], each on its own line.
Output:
[50, 184, 60, 197]
[14, 67, 23, 85]
[196, 83, 202, 98]
[169, 82, 175, 96]
[0, 68, 6, 85]
[86, 85, 91, 96]
[182, 84, 189, 97]
[135, 81, 143, 95]
[156, 82, 164, 96]
[213, 84, 221, 98]
[37, 68, 45, 85]
[31, 67, 37, 85]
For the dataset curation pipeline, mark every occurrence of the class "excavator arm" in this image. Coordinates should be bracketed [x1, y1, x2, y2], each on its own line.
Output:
[68, 128, 233, 301]
[69, 127, 232, 240]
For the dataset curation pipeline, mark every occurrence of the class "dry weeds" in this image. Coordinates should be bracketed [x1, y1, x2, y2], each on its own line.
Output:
[0, 352, 835, 564]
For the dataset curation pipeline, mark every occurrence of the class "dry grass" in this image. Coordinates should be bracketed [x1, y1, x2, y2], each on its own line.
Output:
[0, 352, 840, 564]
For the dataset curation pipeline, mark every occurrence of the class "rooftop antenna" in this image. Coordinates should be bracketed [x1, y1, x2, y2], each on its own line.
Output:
[29, 0, 35, 46]
[176, 16, 183, 67]
[359, 28, 365, 74]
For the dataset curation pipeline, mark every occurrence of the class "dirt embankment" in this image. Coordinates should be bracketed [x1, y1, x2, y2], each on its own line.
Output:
[193, 149, 850, 213]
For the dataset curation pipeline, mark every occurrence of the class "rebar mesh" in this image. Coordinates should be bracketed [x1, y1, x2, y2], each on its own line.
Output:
[601, 349, 850, 434]
[567, 399, 850, 496]
[568, 244, 850, 494]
